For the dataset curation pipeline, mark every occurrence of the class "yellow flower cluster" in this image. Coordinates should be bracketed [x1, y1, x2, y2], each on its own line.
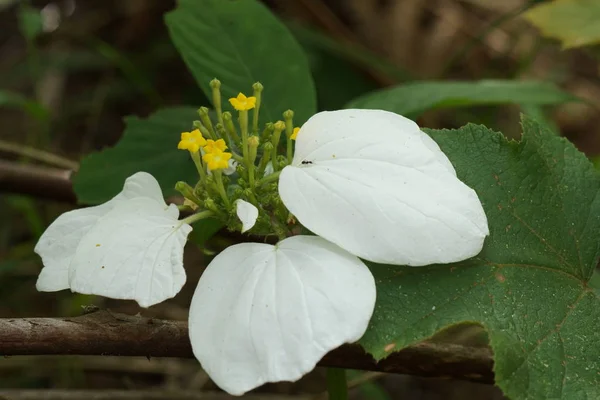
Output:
[178, 131, 232, 171]
[177, 129, 206, 153]
[203, 139, 232, 171]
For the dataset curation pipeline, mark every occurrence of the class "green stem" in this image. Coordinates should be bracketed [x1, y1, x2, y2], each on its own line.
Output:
[326, 368, 348, 400]
[257, 144, 272, 177]
[286, 138, 293, 165]
[231, 152, 244, 163]
[212, 170, 230, 207]
[257, 170, 281, 186]
[249, 164, 255, 188]
[248, 190, 259, 206]
[190, 151, 207, 180]
[181, 210, 214, 225]
[240, 110, 249, 159]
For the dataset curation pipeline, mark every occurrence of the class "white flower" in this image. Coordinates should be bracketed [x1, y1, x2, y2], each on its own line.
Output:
[189, 235, 375, 396]
[278, 109, 489, 266]
[35, 172, 192, 307]
[235, 199, 258, 233]
[188, 109, 490, 395]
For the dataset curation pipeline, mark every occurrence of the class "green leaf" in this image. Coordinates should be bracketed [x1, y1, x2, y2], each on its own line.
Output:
[303, 46, 378, 111]
[520, 104, 561, 136]
[288, 22, 411, 83]
[188, 218, 223, 248]
[18, 5, 43, 41]
[362, 116, 600, 399]
[524, 0, 600, 48]
[165, 0, 316, 124]
[347, 80, 577, 119]
[73, 107, 198, 204]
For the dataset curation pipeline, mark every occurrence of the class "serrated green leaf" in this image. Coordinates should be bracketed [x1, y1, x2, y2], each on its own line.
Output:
[519, 104, 560, 136]
[73, 107, 198, 204]
[165, 0, 316, 124]
[524, 0, 600, 48]
[362, 116, 600, 399]
[347, 80, 577, 119]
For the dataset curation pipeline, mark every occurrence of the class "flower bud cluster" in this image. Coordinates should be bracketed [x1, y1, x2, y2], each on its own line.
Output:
[177, 79, 299, 238]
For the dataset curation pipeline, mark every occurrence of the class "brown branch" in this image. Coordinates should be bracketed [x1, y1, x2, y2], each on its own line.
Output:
[0, 390, 299, 400]
[0, 160, 76, 203]
[0, 310, 494, 384]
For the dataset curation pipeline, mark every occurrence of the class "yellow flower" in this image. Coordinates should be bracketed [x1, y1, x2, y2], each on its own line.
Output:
[178, 129, 206, 153]
[204, 138, 227, 153]
[290, 127, 300, 140]
[203, 149, 232, 171]
[229, 93, 256, 111]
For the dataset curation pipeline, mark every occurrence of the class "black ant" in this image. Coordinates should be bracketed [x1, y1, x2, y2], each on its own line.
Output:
[301, 160, 313, 165]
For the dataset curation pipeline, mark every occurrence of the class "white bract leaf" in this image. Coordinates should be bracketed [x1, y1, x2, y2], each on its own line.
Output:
[279, 109, 489, 266]
[35, 172, 192, 307]
[263, 161, 274, 177]
[235, 199, 258, 233]
[224, 158, 238, 176]
[189, 235, 376, 395]
[35, 172, 165, 291]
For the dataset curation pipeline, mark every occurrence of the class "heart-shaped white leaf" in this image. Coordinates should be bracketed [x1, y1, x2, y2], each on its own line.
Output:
[279, 109, 489, 266]
[68, 197, 191, 307]
[235, 199, 258, 233]
[35, 172, 166, 291]
[189, 235, 376, 395]
[35, 172, 191, 307]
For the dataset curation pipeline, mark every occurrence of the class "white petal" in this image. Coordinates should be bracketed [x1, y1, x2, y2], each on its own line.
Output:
[189, 235, 376, 395]
[263, 161, 274, 177]
[67, 197, 191, 308]
[279, 109, 489, 266]
[224, 159, 238, 176]
[235, 199, 258, 233]
[292, 109, 456, 177]
[35, 172, 166, 292]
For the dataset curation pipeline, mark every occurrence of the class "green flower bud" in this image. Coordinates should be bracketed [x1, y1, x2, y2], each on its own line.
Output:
[248, 135, 259, 164]
[210, 79, 223, 124]
[251, 82, 264, 133]
[222, 111, 241, 144]
[204, 198, 218, 213]
[261, 122, 274, 143]
[198, 106, 215, 139]
[243, 188, 254, 198]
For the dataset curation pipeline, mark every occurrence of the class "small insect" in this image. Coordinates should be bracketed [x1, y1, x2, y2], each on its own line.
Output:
[301, 160, 313, 165]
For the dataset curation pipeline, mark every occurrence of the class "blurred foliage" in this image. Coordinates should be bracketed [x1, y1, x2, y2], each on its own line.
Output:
[525, 0, 600, 48]
[17, 3, 42, 41]
[347, 79, 578, 119]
